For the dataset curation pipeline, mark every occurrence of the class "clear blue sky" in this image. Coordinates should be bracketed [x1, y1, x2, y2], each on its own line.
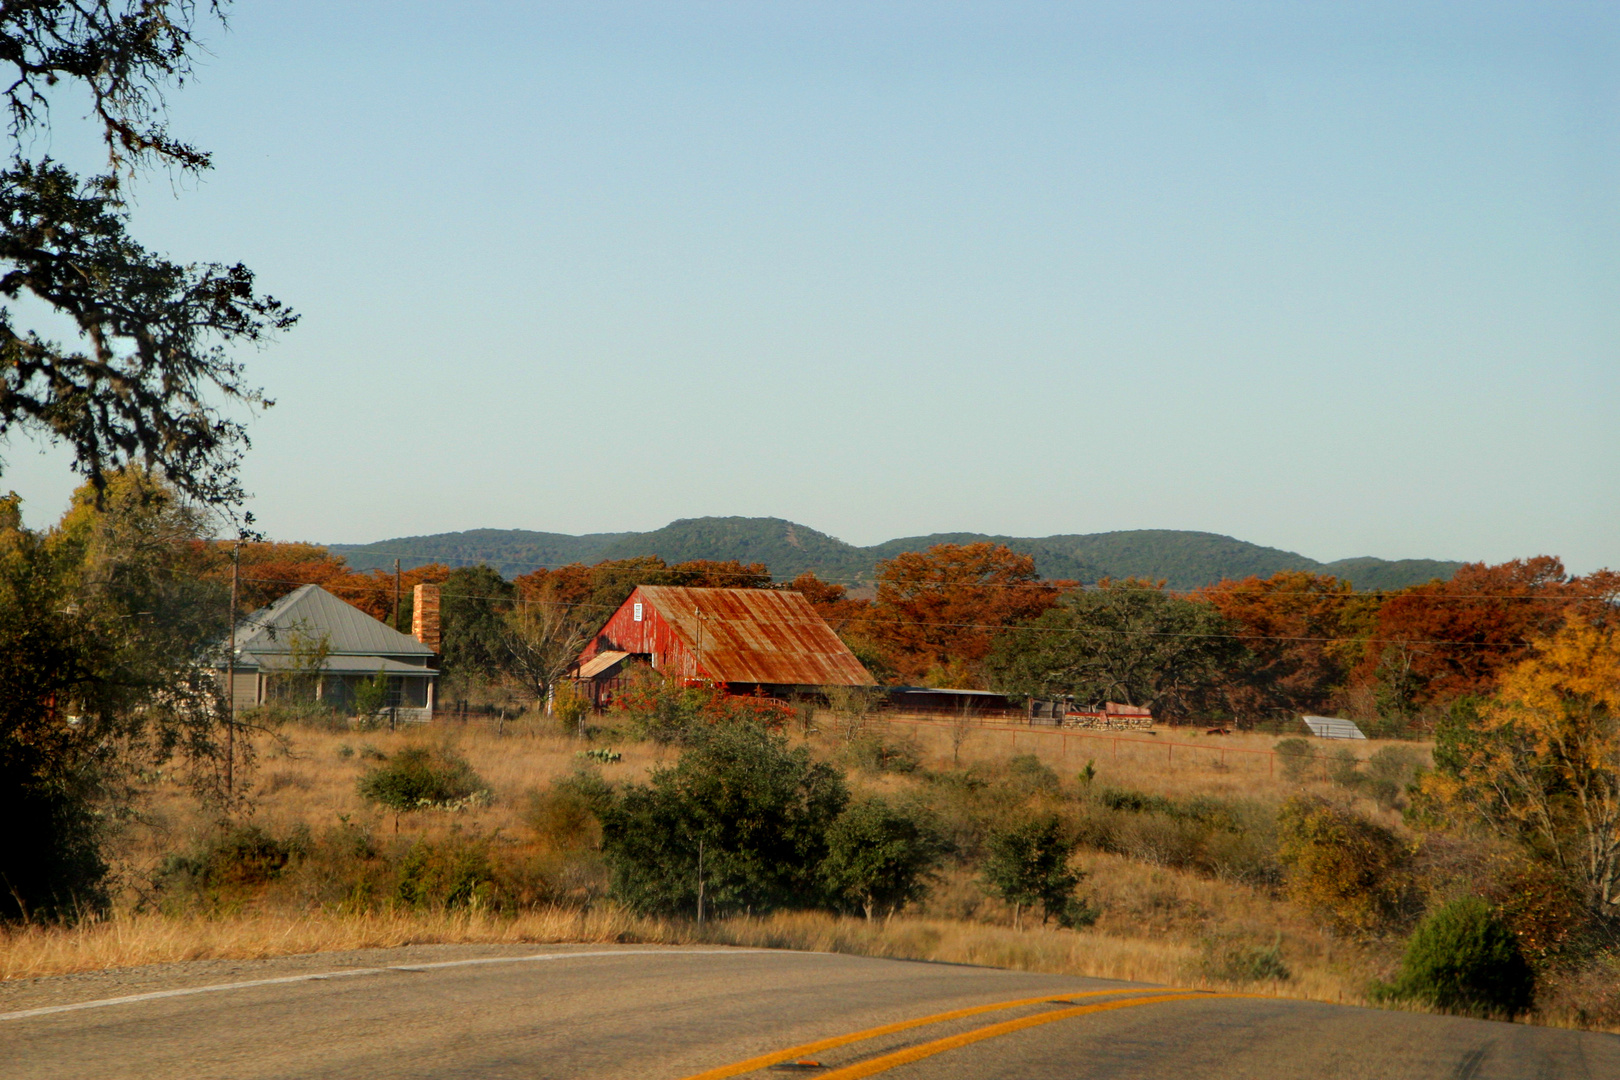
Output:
[4, 1, 1616, 571]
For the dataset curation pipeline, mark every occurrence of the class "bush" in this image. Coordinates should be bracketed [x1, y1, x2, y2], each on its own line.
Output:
[616, 682, 792, 744]
[1277, 796, 1412, 935]
[155, 825, 295, 904]
[551, 681, 591, 738]
[842, 731, 922, 775]
[819, 797, 948, 919]
[395, 835, 495, 910]
[356, 746, 487, 814]
[982, 815, 1084, 929]
[600, 723, 848, 916]
[1327, 747, 1361, 787]
[1362, 746, 1423, 809]
[1375, 897, 1535, 1018]
[1005, 754, 1059, 796]
[525, 771, 614, 853]
[1079, 785, 1280, 886]
[1273, 738, 1316, 782]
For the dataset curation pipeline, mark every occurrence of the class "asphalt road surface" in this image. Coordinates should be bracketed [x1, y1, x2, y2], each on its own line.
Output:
[3, 944, 1616, 1079]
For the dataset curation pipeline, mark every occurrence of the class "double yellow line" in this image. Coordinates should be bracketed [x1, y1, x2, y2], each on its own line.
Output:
[677, 986, 1234, 1080]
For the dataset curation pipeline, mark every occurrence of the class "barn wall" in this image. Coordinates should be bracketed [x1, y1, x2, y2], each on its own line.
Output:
[583, 588, 712, 681]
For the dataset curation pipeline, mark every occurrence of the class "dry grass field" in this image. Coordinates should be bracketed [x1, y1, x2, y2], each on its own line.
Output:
[0, 711, 1421, 1007]
[9, 709, 1615, 1029]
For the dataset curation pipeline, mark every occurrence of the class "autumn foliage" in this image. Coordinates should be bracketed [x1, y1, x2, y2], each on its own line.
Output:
[1419, 615, 1620, 916]
[210, 542, 450, 626]
[852, 543, 1066, 686]
[1351, 558, 1618, 714]
[1200, 571, 1378, 719]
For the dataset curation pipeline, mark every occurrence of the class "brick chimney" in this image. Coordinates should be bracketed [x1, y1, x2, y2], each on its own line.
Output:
[412, 583, 441, 653]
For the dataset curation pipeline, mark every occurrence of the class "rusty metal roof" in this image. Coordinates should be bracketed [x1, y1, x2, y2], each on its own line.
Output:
[638, 586, 875, 686]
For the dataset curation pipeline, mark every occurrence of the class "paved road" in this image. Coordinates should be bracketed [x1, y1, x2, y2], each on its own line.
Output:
[3, 944, 1615, 1079]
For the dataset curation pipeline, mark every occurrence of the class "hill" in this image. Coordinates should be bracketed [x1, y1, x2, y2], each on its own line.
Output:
[330, 517, 1464, 591]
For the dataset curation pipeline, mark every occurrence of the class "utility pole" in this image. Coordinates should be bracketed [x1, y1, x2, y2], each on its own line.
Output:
[226, 539, 240, 799]
[393, 559, 402, 631]
[696, 838, 706, 925]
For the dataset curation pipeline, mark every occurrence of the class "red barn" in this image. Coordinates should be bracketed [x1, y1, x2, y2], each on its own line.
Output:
[573, 585, 873, 706]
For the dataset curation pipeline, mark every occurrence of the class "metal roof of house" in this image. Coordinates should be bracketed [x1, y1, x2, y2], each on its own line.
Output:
[245, 654, 438, 676]
[229, 584, 435, 659]
[638, 586, 875, 687]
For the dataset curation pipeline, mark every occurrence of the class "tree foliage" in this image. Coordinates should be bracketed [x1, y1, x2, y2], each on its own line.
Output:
[599, 723, 847, 916]
[439, 565, 515, 678]
[855, 543, 1064, 686]
[1416, 616, 1620, 918]
[1352, 558, 1618, 717]
[1198, 571, 1376, 720]
[987, 579, 1243, 721]
[981, 815, 1083, 928]
[0, 4, 295, 507]
[819, 797, 948, 919]
[0, 473, 229, 921]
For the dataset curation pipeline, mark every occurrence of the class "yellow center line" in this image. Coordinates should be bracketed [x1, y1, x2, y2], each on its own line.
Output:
[674, 988, 1183, 1080]
[815, 992, 1238, 1080]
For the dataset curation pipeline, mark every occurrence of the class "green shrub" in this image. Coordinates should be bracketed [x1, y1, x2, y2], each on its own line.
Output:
[982, 815, 1084, 929]
[1073, 785, 1279, 887]
[1273, 738, 1316, 782]
[1327, 747, 1361, 787]
[819, 797, 948, 919]
[1362, 746, 1423, 809]
[155, 825, 296, 903]
[600, 723, 848, 916]
[356, 746, 487, 814]
[615, 682, 792, 744]
[351, 669, 390, 722]
[1375, 897, 1534, 1018]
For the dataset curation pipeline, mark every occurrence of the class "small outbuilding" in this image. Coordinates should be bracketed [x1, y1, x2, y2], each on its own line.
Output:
[220, 583, 441, 721]
[572, 585, 874, 707]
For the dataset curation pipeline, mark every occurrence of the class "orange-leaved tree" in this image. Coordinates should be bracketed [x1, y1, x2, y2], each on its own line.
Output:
[855, 543, 1065, 686]
[1199, 571, 1379, 721]
[1352, 557, 1617, 718]
[785, 571, 869, 633]
[1418, 614, 1620, 918]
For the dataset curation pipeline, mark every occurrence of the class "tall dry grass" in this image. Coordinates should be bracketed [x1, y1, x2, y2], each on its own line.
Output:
[0, 906, 1346, 1002]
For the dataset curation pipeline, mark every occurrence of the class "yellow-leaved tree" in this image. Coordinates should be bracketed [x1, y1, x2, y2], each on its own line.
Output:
[1420, 615, 1620, 917]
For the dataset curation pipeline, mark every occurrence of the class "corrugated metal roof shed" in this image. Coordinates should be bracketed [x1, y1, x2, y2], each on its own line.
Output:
[1303, 715, 1368, 740]
[230, 584, 435, 658]
[624, 586, 874, 687]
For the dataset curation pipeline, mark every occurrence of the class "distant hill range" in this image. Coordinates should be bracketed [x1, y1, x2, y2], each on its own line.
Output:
[329, 517, 1464, 592]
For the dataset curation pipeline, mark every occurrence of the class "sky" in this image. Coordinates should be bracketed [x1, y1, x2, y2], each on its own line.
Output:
[3, 1, 1616, 571]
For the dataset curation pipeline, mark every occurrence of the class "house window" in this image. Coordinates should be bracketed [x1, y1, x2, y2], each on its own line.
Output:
[633, 602, 643, 622]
